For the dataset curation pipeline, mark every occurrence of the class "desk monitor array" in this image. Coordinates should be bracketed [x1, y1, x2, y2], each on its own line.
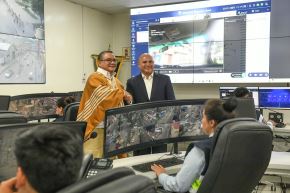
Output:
[219, 86, 290, 110]
[0, 121, 87, 181]
[103, 99, 208, 158]
[8, 93, 70, 121]
[219, 87, 259, 108]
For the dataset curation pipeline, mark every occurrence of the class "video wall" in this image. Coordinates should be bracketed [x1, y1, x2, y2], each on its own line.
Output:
[0, 0, 45, 83]
[130, 0, 290, 83]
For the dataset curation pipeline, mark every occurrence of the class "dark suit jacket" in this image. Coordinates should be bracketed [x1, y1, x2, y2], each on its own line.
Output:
[126, 73, 175, 103]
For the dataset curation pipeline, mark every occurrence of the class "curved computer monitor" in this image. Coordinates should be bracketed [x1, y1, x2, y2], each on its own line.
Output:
[0, 121, 87, 181]
[103, 99, 208, 158]
[9, 93, 71, 121]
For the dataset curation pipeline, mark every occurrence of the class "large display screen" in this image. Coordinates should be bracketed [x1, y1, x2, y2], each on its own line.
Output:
[131, 0, 290, 83]
[104, 99, 207, 157]
[0, 0, 45, 83]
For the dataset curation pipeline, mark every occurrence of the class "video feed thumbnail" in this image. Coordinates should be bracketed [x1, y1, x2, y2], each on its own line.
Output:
[149, 19, 224, 74]
[105, 104, 204, 154]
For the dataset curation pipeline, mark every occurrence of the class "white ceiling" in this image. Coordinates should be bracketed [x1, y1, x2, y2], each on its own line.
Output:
[67, 0, 196, 14]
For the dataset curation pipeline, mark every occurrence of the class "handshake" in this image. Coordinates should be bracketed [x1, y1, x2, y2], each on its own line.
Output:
[123, 91, 133, 104]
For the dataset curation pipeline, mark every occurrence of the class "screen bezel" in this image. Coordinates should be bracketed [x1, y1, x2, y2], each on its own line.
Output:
[103, 99, 208, 158]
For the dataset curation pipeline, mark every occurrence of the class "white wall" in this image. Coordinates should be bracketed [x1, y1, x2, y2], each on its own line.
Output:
[0, 0, 113, 96]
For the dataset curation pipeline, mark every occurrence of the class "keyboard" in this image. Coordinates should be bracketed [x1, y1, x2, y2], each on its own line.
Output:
[132, 157, 184, 173]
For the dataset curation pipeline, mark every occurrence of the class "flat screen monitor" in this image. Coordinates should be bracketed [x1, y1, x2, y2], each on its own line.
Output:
[219, 87, 259, 107]
[103, 99, 207, 157]
[0, 121, 87, 181]
[0, 95, 10, 110]
[9, 93, 70, 121]
[68, 91, 83, 102]
[130, 0, 290, 83]
[259, 87, 290, 109]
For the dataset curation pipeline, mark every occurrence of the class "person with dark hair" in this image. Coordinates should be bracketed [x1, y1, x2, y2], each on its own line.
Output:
[233, 87, 276, 129]
[54, 96, 76, 122]
[77, 50, 132, 158]
[0, 125, 83, 193]
[126, 53, 175, 155]
[151, 98, 237, 193]
[233, 87, 251, 98]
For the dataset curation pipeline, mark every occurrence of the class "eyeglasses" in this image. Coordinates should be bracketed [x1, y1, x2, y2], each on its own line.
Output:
[100, 59, 117, 63]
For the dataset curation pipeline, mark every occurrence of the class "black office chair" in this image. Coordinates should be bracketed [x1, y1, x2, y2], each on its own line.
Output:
[233, 98, 257, 119]
[0, 111, 27, 124]
[197, 118, 273, 193]
[57, 167, 136, 193]
[63, 102, 80, 121]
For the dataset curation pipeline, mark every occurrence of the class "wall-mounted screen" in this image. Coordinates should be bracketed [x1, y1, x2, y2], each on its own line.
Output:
[259, 87, 290, 109]
[104, 99, 207, 157]
[130, 0, 290, 83]
[0, 0, 45, 83]
[219, 86, 259, 108]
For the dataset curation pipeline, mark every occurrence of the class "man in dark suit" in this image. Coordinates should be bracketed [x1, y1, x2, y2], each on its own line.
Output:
[126, 53, 175, 155]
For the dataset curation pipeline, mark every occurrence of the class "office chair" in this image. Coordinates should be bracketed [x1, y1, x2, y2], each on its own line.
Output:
[57, 167, 137, 193]
[63, 102, 80, 121]
[0, 111, 27, 124]
[233, 98, 257, 119]
[197, 118, 273, 193]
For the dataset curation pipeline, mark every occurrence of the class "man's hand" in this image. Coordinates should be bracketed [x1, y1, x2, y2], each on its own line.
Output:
[123, 91, 133, 104]
[0, 177, 17, 193]
[151, 164, 166, 176]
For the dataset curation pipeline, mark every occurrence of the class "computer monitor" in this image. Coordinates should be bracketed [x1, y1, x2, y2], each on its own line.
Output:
[259, 87, 290, 109]
[68, 91, 83, 102]
[219, 87, 259, 108]
[103, 99, 207, 158]
[0, 96, 10, 110]
[9, 93, 70, 121]
[0, 121, 87, 181]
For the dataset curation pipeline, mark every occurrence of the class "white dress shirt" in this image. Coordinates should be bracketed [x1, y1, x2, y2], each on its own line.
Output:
[142, 73, 154, 100]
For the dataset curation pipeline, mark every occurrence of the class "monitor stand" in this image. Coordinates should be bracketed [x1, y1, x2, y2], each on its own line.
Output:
[169, 142, 182, 155]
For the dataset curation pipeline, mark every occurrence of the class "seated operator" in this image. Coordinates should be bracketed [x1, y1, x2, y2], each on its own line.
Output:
[0, 124, 83, 193]
[233, 87, 277, 129]
[151, 98, 237, 193]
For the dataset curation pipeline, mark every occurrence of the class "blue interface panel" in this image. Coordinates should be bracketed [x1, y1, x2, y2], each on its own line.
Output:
[131, 0, 271, 83]
[259, 87, 290, 109]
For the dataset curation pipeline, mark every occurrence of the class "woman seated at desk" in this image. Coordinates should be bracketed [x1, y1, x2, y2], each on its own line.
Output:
[151, 98, 237, 193]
